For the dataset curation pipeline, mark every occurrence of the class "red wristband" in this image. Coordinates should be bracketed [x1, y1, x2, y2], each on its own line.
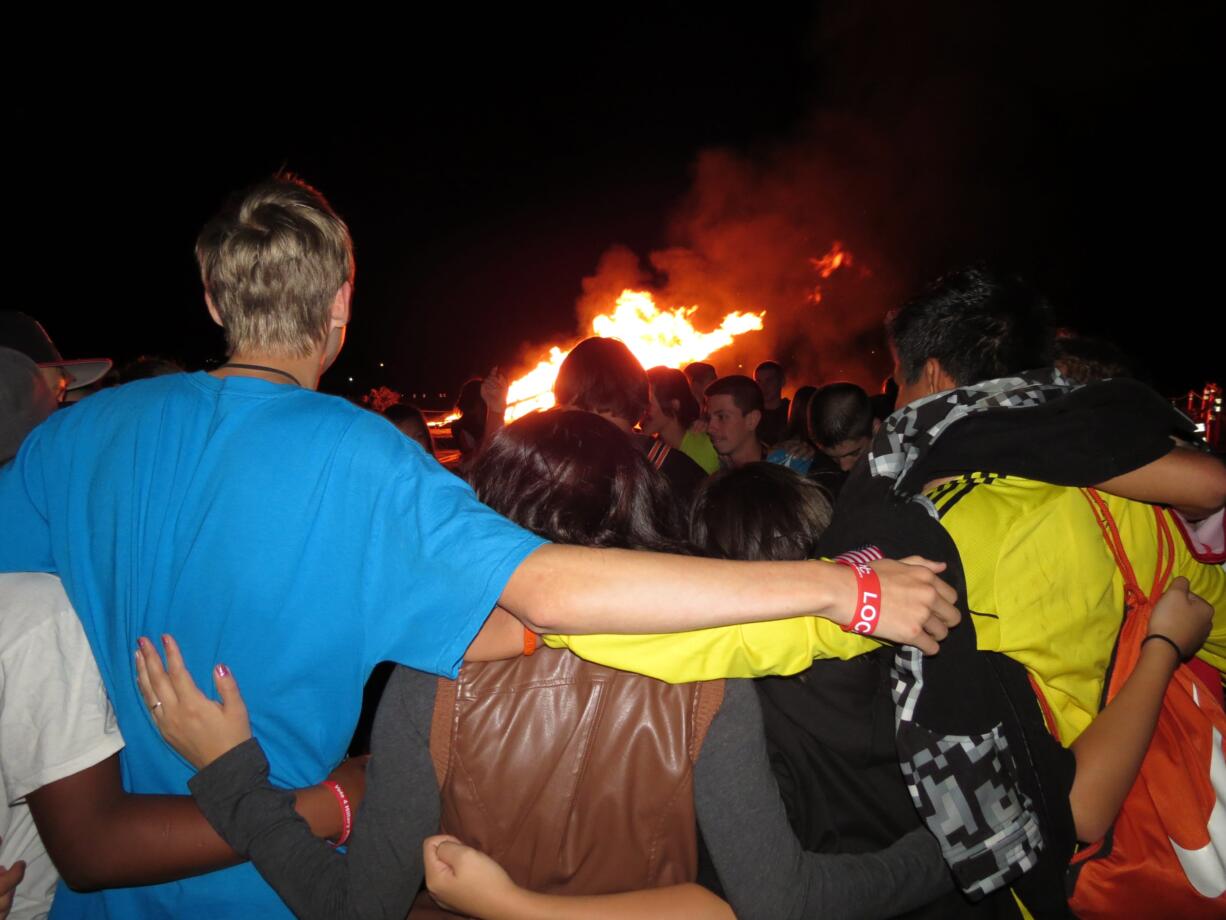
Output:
[523, 627, 538, 656]
[835, 559, 883, 635]
[323, 779, 353, 847]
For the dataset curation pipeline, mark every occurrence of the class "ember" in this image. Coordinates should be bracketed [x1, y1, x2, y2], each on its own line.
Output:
[808, 241, 854, 304]
[504, 289, 765, 421]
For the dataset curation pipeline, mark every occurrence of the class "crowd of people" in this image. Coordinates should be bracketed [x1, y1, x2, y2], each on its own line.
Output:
[0, 174, 1223, 920]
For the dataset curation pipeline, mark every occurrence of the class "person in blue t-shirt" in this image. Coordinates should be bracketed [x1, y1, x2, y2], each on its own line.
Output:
[0, 174, 960, 918]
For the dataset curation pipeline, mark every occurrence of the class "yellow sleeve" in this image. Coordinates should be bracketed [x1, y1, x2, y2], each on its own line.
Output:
[542, 616, 879, 684]
[1171, 510, 1226, 674]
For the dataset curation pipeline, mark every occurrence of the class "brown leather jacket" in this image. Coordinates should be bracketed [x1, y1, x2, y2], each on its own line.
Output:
[411, 647, 724, 918]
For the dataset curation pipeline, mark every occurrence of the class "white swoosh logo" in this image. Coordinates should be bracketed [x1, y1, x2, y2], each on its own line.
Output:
[1170, 725, 1226, 898]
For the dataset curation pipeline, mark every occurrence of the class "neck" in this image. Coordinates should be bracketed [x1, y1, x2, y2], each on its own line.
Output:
[658, 418, 686, 449]
[763, 396, 782, 410]
[727, 438, 764, 468]
[215, 351, 324, 391]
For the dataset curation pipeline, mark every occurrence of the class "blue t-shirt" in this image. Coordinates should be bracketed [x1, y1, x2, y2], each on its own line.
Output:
[0, 373, 545, 918]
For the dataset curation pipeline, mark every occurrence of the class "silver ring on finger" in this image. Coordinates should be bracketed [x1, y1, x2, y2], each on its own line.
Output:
[151, 700, 163, 714]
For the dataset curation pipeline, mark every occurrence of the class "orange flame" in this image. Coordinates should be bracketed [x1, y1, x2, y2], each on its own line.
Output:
[504, 289, 764, 421]
[808, 241, 854, 304]
[427, 411, 460, 429]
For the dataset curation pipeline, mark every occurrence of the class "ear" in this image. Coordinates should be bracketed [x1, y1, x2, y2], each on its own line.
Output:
[205, 292, 223, 328]
[746, 408, 762, 432]
[925, 358, 957, 394]
[329, 282, 352, 329]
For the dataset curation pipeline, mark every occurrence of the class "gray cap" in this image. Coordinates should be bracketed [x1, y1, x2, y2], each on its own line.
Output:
[1, 346, 57, 463]
[0, 311, 112, 390]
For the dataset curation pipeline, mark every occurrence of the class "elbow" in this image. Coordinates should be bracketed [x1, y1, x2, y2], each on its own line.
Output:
[55, 859, 107, 893]
[1068, 794, 1112, 846]
[1183, 457, 1226, 521]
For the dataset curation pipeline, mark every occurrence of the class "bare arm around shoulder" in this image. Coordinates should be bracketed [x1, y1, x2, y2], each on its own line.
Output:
[25, 752, 354, 891]
[499, 547, 960, 655]
[1097, 446, 1226, 521]
[1068, 577, 1213, 842]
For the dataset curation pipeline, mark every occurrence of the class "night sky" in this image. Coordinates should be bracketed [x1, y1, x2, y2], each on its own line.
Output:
[16, 3, 1221, 408]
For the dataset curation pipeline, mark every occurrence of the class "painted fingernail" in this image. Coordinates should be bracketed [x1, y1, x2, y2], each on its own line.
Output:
[162, 634, 171, 645]
[216, 664, 230, 678]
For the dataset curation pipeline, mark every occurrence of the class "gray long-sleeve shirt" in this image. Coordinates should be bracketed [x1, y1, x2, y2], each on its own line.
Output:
[190, 668, 952, 919]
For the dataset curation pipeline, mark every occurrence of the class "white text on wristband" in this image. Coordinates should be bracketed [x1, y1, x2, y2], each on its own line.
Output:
[835, 560, 882, 635]
[323, 779, 353, 847]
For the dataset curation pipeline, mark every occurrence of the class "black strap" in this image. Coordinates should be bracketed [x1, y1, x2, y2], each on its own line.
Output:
[221, 363, 302, 387]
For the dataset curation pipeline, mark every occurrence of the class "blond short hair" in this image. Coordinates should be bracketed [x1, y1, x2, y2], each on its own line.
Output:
[196, 174, 355, 356]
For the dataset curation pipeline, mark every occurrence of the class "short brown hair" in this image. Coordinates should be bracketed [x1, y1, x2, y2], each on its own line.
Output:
[704, 375, 764, 415]
[196, 174, 355, 356]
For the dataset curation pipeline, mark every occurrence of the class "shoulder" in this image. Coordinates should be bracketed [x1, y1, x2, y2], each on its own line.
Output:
[0, 572, 78, 646]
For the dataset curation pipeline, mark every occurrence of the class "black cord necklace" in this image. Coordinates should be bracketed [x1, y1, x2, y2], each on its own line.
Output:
[220, 363, 303, 388]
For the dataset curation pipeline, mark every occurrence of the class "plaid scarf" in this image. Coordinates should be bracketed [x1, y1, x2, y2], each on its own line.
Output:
[869, 368, 1076, 496]
[870, 369, 1078, 909]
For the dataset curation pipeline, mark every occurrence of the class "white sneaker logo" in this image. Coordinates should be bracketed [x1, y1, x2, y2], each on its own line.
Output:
[1169, 723, 1226, 899]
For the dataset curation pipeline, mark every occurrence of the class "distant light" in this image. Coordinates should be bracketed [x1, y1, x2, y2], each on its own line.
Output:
[1195, 423, 1206, 433]
[379, 362, 385, 368]
[348, 377, 354, 382]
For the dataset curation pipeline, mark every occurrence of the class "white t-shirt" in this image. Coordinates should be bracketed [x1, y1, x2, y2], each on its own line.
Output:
[0, 573, 124, 920]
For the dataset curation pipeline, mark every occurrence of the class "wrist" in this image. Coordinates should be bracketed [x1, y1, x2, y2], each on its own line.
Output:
[813, 560, 857, 626]
[322, 780, 353, 846]
[1141, 633, 1184, 670]
[513, 889, 565, 920]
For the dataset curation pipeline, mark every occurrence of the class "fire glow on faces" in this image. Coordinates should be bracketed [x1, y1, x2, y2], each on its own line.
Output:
[705, 394, 758, 457]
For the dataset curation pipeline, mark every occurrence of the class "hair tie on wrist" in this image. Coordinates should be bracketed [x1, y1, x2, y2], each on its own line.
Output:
[1142, 633, 1185, 662]
[834, 558, 883, 635]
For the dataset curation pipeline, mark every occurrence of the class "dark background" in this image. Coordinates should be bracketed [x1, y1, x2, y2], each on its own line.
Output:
[14, 3, 1221, 407]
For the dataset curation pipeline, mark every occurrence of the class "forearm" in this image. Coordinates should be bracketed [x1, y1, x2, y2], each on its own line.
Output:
[502, 884, 733, 920]
[696, 682, 952, 920]
[190, 670, 440, 920]
[501, 544, 850, 634]
[1097, 446, 1226, 520]
[29, 772, 340, 891]
[1069, 642, 1178, 842]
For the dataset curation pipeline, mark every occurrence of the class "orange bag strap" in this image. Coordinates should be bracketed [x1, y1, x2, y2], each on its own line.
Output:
[1148, 507, 1176, 605]
[1080, 488, 1174, 609]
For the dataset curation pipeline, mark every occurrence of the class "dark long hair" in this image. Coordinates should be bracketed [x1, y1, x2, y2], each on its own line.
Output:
[553, 337, 649, 425]
[471, 408, 687, 552]
[647, 366, 701, 428]
[690, 462, 832, 562]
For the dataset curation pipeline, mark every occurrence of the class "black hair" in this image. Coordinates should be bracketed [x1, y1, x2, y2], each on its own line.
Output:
[690, 462, 832, 562]
[886, 267, 1054, 386]
[554, 337, 649, 425]
[683, 362, 716, 384]
[808, 382, 873, 447]
[1053, 333, 1133, 384]
[471, 408, 687, 552]
[384, 403, 436, 457]
[754, 360, 784, 379]
[647, 366, 700, 428]
[704, 375, 764, 415]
